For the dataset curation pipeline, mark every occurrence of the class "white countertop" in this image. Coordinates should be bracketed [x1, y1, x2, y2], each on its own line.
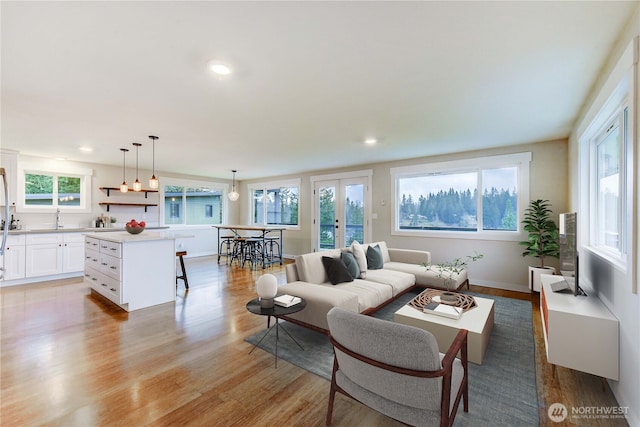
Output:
[9, 226, 170, 235]
[83, 231, 183, 243]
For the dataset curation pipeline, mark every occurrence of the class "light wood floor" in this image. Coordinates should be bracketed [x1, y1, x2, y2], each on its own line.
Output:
[1, 256, 626, 426]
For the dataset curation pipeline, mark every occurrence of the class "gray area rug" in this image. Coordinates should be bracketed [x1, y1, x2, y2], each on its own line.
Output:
[245, 289, 538, 426]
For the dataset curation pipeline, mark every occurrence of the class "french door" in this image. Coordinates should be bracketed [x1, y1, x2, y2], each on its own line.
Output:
[313, 176, 369, 251]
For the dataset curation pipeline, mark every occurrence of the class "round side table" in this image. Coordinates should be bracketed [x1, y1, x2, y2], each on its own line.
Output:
[246, 297, 306, 367]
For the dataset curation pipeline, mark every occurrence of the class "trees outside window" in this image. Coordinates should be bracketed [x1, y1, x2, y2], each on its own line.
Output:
[391, 153, 530, 239]
[250, 181, 300, 227]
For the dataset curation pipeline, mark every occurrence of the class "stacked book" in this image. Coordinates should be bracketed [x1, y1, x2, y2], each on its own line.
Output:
[274, 294, 302, 308]
[423, 301, 463, 320]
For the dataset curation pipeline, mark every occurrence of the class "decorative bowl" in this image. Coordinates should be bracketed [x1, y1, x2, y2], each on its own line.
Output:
[125, 226, 145, 235]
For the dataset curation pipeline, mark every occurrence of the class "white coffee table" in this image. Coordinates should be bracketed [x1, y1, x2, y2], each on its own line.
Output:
[394, 293, 494, 364]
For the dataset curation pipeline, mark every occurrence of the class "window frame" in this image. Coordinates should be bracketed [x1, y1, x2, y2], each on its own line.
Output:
[160, 177, 228, 226]
[390, 152, 531, 241]
[248, 179, 301, 230]
[584, 99, 629, 268]
[17, 160, 93, 213]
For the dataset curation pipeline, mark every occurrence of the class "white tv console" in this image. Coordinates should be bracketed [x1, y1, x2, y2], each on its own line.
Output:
[540, 274, 619, 380]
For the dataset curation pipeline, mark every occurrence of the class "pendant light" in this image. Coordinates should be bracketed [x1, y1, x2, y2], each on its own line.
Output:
[148, 135, 159, 189]
[119, 148, 129, 193]
[228, 170, 239, 201]
[132, 142, 142, 191]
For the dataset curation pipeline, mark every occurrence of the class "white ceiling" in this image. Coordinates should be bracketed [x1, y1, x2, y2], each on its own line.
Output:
[1, 1, 636, 180]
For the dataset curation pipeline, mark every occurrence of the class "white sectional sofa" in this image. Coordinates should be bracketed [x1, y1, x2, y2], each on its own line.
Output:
[279, 241, 468, 332]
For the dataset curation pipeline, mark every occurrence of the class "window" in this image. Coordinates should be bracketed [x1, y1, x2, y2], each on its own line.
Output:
[249, 180, 300, 227]
[391, 153, 530, 239]
[162, 180, 225, 225]
[592, 107, 627, 256]
[18, 161, 92, 212]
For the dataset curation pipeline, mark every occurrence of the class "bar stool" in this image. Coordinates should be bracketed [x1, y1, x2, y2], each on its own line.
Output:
[218, 235, 235, 264]
[264, 236, 281, 264]
[242, 238, 264, 269]
[230, 237, 248, 266]
[176, 250, 189, 289]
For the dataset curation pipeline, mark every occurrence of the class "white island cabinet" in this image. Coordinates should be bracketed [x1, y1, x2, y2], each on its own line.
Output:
[84, 232, 176, 312]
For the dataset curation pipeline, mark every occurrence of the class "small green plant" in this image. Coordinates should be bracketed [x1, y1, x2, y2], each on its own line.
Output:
[423, 253, 484, 290]
[110, 216, 117, 223]
[519, 199, 559, 268]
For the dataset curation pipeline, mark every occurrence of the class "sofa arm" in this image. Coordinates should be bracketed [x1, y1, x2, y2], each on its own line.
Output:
[388, 248, 431, 265]
[285, 263, 299, 282]
[278, 281, 360, 331]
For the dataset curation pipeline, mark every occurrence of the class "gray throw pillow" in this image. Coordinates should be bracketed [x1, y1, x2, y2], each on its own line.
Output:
[366, 244, 384, 270]
[340, 251, 361, 279]
[322, 256, 354, 285]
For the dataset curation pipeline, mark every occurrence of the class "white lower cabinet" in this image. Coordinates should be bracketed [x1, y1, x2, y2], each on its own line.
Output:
[3, 235, 26, 280]
[2, 232, 85, 284]
[26, 234, 64, 277]
[62, 233, 85, 273]
[25, 233, 85, 278]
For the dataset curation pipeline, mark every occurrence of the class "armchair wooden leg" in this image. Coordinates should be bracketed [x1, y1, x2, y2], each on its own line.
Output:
[326, 356, 339, 426]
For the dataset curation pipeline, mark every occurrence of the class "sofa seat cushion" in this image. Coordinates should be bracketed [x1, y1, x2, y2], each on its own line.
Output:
[384, 262, 468, 289]
[333, 279, 394, 312]
[278, 281, 359, 331]
[362, 269, 415, 296]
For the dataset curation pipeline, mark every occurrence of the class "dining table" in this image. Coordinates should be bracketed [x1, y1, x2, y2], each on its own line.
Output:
[213, 224, 286, 268]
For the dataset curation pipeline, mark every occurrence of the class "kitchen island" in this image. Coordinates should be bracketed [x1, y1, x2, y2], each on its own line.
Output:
[84, 231, 176, 311]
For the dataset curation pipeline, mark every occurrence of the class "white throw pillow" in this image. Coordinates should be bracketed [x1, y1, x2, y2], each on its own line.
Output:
[350, 241, 367, 279]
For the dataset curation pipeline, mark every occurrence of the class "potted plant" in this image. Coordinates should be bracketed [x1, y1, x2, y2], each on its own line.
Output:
[424, 253, 483, 302]
[519, 199, 559, 292]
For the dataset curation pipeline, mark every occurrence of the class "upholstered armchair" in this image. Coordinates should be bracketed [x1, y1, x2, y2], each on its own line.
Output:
[326, 307, 468, 427]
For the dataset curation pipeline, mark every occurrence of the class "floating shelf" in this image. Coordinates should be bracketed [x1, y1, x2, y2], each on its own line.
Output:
[98, 202, 158, 212]
[100, 187, 158, 198]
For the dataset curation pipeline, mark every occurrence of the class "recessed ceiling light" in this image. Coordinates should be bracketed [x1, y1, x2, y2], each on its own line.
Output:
[79, 146, 93, 152]
[55, 157, 67, 161]
[208, 61, 232, 76]
[364, 138, 377, 145]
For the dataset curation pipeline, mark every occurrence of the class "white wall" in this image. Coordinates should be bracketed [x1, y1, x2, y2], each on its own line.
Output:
[241, 138, 568, 292]
[4, 154, 231, 257]
[567, 6, 639, 425]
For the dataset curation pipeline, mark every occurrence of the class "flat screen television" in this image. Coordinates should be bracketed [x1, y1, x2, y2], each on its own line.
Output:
[558, 212, 586, 296]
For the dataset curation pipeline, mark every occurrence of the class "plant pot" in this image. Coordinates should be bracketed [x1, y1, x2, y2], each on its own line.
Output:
[529, 266, 556, 292]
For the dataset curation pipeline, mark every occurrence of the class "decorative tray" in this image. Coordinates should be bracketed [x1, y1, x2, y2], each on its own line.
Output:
[408, 288, 477, 312]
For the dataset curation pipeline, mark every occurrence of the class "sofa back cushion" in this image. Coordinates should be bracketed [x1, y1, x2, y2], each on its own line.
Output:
[295, 249, 341, 284]
[350, 241, 368, 278]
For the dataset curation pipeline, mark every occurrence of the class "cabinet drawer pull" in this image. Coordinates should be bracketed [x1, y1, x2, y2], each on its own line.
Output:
[91, 277, 97, 281]
[110, 248, 117, 251]
[110, 288, 116, 292]
[84, 273, 90, 277]
[101, 283, 107, 287]
[101, 262, 108, 266]
[110, 266, 117, 270]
